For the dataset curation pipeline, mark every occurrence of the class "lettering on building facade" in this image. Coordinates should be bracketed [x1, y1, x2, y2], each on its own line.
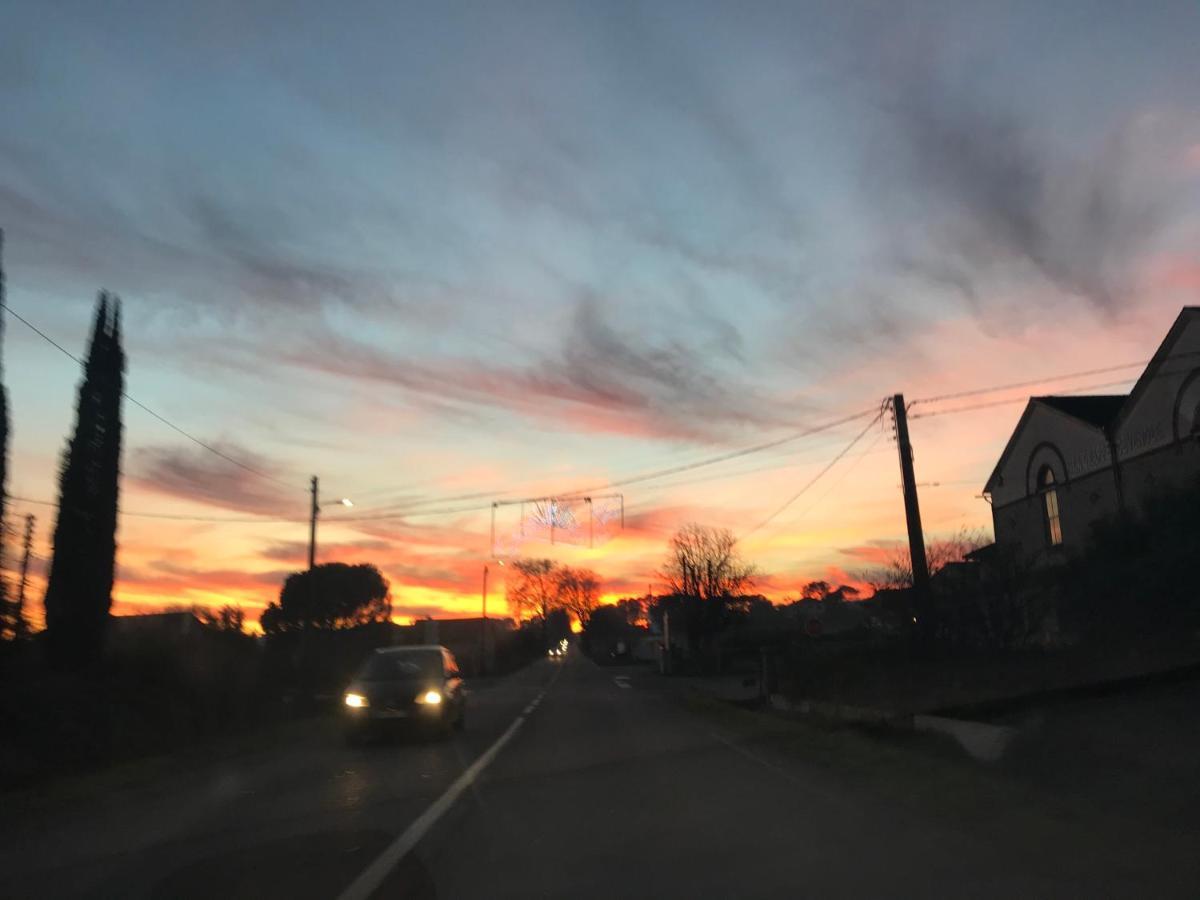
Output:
[1068, 424, 1165, 477]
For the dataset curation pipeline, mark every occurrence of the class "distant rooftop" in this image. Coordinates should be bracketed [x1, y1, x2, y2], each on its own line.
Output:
[1034, 395, 1127, 430]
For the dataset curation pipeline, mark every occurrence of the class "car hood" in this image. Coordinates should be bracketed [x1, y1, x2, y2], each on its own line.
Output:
[347, 678, 441, 698]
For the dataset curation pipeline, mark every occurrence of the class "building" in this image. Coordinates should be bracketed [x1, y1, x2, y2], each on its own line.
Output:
[984, 307, 1200, 562]
[108, 610, 207, 645]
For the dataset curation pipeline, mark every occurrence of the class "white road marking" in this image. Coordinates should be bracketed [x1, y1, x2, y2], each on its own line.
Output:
[613, 676, 631, 689]
[337, 667, 561, 900]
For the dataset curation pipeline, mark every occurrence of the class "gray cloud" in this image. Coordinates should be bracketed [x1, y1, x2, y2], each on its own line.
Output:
[129, 441, 303, 516]
[119, 560, 292, 591]
[874, 70, 1173, 313]
[260, 538, 390, 564]
[274, 295, 801, 441]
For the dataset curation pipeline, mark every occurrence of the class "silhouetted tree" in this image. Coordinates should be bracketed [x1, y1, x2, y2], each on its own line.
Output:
[44, 292, 125, 666]
[660, 524, 755, 663]
[0, 230, 9, 642]
[615, 596, 646, 626]
[662, 524, 755, 602]
[198, 604, 247, 634]
[858, 528, 990, 592]
[508, 558, 561, 623]
[260, 563, 391, 633]
[555, 566, 602, 626]
[800, 580, 831, 601]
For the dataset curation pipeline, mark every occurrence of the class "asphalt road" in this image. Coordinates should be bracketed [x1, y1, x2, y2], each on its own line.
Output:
[3, 649, 1198, 899]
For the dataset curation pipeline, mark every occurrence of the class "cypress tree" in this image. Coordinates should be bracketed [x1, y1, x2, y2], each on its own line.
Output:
[0, 230, 9, 641]
[44, 292, 125, 666]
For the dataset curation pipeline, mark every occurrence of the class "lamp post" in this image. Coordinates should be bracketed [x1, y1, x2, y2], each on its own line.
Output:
[307, 475, 353, 570]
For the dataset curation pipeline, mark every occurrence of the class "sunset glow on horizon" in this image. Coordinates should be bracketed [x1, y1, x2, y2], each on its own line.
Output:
[3, 3, 1198, 630]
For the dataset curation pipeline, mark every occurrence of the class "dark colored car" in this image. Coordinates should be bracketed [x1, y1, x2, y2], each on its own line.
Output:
[342, 645, 466, 743]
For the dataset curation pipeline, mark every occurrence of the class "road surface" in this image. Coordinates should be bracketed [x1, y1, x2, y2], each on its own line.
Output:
[2, 649, 1198, 898]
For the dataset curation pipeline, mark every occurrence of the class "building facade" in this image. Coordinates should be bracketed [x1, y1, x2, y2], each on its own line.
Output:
[984, 308, 1200, 563]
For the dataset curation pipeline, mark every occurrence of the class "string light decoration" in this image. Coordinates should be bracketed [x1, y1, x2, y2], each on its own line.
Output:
[490, 493, 624, 555]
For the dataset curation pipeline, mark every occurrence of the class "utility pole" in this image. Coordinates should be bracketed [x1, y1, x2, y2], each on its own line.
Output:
[892, 394, 931, 638]
[480, 564, 489, 675]
[663, 610, 671, 675]
[490, 502, 498, 557]
[14, 514, 33, 641]
[308, 475, 319, 570]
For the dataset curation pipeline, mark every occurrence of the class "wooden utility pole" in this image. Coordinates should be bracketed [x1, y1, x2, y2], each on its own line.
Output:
[308, 475, 319, 570]
[892, 394, 931, 636]
[14, 514, 34, 641]
[480, 564, 489, 675]
[663, 610, 671, 675]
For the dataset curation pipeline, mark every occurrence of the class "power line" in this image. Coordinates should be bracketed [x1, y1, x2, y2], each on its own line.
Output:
[910, 348, 1200, 407]
[628, 443, 895, 498]
[909, 376, 1142, 419]
[341, 408, 881, 520]
[910, 361, 1147, 405]
[6, 494, 303, 523]
[327, 410, 881, 523]
[2, 302, 300, 491]
[544, 407, 881, 502]
[740, 410, 885, 540]
[913, 479, 987, 487]
[330, 501, 503, 522]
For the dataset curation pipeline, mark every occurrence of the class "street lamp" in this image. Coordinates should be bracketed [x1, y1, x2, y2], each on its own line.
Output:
[308, 475, 353, 570]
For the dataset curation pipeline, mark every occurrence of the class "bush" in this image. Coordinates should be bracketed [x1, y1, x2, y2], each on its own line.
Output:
[1058, 477, 1200, 641]
[0, 629, 269, 786]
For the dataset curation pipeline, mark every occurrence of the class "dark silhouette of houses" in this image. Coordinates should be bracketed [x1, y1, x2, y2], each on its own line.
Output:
[984, 307, 1200, 562]
[108, 610, 206, 646]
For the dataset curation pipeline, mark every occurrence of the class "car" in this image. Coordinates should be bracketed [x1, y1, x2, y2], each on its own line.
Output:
[342, 645, 466, 744]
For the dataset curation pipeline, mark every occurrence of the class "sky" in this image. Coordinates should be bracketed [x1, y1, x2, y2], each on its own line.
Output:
[2, 1, 1199, 628]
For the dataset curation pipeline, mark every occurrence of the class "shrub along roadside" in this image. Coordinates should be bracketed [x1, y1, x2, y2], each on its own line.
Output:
[0, 617, 551, 789]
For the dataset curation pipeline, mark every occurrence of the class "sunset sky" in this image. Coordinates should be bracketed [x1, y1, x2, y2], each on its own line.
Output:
[2, 1, 1199, 628]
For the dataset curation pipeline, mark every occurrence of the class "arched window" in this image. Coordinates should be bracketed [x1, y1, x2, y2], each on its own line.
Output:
[1039, 466, 1063, 547]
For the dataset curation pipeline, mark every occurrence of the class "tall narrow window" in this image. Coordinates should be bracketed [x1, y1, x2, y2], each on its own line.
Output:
[1039, 466, 1063, 547]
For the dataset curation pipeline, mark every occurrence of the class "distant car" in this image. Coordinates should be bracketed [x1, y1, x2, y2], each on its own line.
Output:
[342, 645, 466, 744]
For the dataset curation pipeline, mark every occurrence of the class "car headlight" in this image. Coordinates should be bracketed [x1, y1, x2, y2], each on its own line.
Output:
[416, 690, 442, 705]
[344, 692, 368, 709]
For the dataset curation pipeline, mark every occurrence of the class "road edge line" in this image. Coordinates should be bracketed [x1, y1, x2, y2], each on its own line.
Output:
[337, 665, 562, 900]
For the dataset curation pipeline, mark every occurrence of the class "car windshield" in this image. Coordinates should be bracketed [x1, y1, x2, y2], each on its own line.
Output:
[358, 650, 442, 681]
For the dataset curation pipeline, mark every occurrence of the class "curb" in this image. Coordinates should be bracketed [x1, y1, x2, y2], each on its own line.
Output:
[767, 694, 911, 729]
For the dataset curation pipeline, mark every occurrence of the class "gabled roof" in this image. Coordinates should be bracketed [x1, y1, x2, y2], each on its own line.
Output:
[1113, 306, 1200, 432]
[983, 395, 1119, 494]
[1033, 395, 1126, 429]
[983, 307, 1200, 496]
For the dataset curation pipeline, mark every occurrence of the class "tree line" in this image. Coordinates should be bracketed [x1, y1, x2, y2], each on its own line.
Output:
[507, 559, 603, 630]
